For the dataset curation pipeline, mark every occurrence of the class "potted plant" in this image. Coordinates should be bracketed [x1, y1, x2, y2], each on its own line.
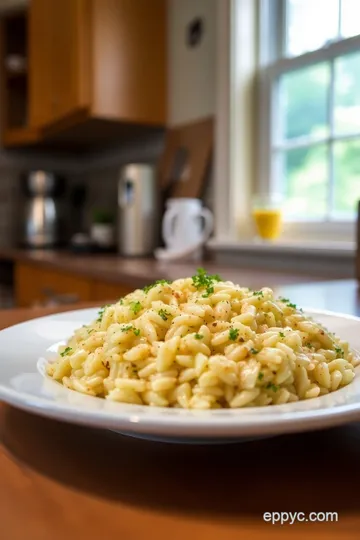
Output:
[90, 209, 115, 248]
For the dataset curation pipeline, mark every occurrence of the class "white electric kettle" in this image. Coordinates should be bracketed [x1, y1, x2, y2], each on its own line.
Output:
[157, 198, 213, 260]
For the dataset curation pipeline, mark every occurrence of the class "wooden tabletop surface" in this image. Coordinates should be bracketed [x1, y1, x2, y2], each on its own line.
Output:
[1, 280, 360, 539]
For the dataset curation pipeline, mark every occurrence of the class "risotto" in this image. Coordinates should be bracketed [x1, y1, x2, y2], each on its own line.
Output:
[46, 269, 359, 409]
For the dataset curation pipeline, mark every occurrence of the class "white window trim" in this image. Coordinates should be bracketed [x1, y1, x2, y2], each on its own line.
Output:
[214, 0, 257, 241]
[259, 0, 360, 237]
[213, 0, 360, 247]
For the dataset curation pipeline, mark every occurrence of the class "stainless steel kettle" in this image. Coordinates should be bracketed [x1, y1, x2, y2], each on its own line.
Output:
[118, 164, 158, 256]
[20, 171, 65, 248]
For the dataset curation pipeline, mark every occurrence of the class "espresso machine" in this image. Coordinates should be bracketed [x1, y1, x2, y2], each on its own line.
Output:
[19, 171, 66, 248]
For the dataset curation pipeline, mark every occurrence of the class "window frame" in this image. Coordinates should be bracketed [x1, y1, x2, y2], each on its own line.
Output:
[258, 0, 360, 237]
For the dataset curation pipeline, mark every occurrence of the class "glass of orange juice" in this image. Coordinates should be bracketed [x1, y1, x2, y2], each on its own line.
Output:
[252, 193, 282, 241]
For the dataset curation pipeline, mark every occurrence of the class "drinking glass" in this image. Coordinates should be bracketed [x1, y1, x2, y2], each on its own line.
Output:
[252, 193, 283, 241]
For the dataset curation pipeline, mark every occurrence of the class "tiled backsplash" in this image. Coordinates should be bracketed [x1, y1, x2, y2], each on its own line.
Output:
[0, 128, 214, 246]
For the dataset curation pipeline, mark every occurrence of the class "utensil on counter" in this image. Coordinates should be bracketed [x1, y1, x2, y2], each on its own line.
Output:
[154, 197, 213, 261]
[19, 170, 66, 248]
[118, 164, 158, 257]
[158, 117, 213, 200]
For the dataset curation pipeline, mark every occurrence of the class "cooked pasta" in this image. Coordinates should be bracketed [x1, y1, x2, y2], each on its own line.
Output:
[46, 269, 359, 409]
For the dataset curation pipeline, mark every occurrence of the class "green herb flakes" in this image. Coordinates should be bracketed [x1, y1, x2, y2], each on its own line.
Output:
[279, 332, 285, 338]
[335, 346, 344, 358]
[158, 308, 171, 321]
[130, 301, 142, 314]
[192, 268, 221, 297]
[202, 285, 214, 298]
[143, 279, 171, 293]
[250, 348, 259, 354]
[133, 328, 141, 337]
[60, 347, 72, 357]
[97, 304, 110, 322]
[253, 290, 264, 297]
[194, 333, 203, 340]
[229, 328, 239, 341]
[121, 325, 133, 332]
[258, 372, 264, 381]
[279, 297, 297, 310]
[266, 382, 279, 392]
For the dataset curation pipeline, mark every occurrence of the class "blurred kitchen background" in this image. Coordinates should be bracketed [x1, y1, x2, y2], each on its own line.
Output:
[0, 0, 359, 308]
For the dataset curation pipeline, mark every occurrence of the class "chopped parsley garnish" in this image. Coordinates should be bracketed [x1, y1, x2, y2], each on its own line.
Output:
[258, 372, 264, 381]
[97, 304, 110, 322]
[305, 342, 312, 348]
[250, 348, 259, 354]
[279, 332, 285, 338]
[202, 285, 214, 298]
[229, 328, 239, 341]
[266, 382, 279, 392]
[158, 308, 171, 321]
[253, 290, 264, 297]
[87, 329, 94, 335]
[121, 325, 133, 332]
[194, 333, 203, 340]
[119, 299, 124, 305]
[130, 301, 142, 314]
[335, 346, 344, 357]
[192, 268, 221, 298]
[120, 325, 141, 336]
[279, 297, 297, 310]
[60, 347, 72, 357]
[143, 279, 171, 293]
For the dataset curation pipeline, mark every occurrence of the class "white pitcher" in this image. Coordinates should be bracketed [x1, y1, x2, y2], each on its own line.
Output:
[162, 198, 213, 251]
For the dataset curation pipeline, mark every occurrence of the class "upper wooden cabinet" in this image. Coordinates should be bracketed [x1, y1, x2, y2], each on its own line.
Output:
[2, 0, 167, 146]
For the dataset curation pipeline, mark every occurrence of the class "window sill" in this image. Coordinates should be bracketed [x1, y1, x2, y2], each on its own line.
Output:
[207, 237, 355, 258]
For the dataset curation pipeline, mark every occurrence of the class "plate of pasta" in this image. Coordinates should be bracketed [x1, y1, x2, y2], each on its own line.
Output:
[1, 269, 360, 442]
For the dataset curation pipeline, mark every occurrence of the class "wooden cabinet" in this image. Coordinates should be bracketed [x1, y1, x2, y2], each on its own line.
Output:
[30, 0, 91, 129]
[15, 262, 133, 307]
[15, 263, 92, 307]
[2, 0, 166, 146]
[92, 281, 133, 302]
[1, 0, 166, 146]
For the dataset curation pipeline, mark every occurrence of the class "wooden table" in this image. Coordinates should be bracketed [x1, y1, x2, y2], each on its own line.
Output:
[1, 281, 360, 539]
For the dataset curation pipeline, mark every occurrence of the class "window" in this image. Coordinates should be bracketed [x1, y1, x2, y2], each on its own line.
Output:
[261, 0, 360, 222]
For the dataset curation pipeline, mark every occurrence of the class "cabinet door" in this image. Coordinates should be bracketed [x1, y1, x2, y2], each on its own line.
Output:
[15, 263, 92, 307]
[92, 0, 167, 124]
[28, 0, 53, 127]
[93, 281, 133, 303]
[29, 0, 91, 128]
[50, 0, 91, 123]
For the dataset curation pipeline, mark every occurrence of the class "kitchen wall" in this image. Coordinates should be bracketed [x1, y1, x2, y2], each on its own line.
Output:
[168, 0, 216, 126]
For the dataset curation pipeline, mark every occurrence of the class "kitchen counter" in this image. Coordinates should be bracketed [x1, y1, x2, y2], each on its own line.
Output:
[0, 247, 330, 289]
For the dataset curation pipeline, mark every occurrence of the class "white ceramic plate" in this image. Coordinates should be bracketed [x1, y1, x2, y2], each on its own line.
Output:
[0, 307, 360, 442]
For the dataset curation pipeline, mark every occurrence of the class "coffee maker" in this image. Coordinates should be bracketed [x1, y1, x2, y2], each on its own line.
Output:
[19, 171, 65, 248]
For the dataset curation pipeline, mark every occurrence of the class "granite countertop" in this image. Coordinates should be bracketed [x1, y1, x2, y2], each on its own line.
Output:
[0, 247, 327, 289]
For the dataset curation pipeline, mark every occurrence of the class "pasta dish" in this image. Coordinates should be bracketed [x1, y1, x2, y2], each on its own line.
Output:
[47, 269, 359, 409]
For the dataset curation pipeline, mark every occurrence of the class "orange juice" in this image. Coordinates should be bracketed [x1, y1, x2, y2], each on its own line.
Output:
[252, 208, 282, 240]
